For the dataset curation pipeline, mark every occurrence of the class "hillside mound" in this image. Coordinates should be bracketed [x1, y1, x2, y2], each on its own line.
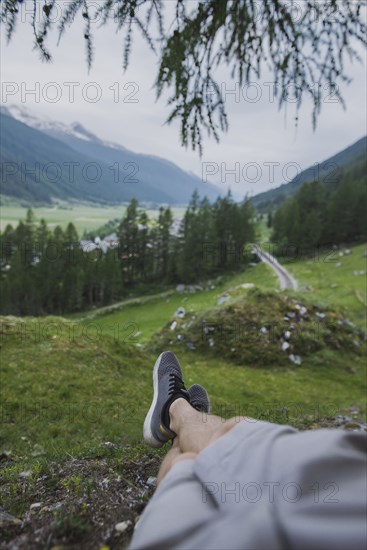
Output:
[153, 289, 365, 366]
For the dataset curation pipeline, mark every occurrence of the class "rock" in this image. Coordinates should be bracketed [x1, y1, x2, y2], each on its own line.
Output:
[146, 476, 157, 487]
[348, 406, 361, 415]
[208, 338, 215, 348]
[170, 321, 177, 331]
[334, 415, 352, 426]
[30, 502, 42, 511]
[281, 341, 290, 351]
[344, 249, 351, 255]
[299, 306, 307, 316]
[176, 284, 185, 292]
[186, 342, 196, 351]
[115, 520, 132, 533]
[0, 511, 21, 527]
[287, 312, 296, 318]
[260, 326, 268, 334]
[289, 354, 302, 365]
[316, 312, 326, 319]
[49, 502, 62, 511]
[284, 331, 291, 340]
[241, 283, 255, 289]
[174, 307, 185, 319]
[344, 422, 363, 431]
[330, 283, 338, 289]
[19, 470, 32, 479]
[217, 294, 230, 305]
[335, 262, 341, 267]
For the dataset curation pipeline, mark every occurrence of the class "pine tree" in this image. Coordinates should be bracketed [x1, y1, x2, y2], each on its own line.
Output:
[156, 207, 173, 280]
[118, 198, 140, 286]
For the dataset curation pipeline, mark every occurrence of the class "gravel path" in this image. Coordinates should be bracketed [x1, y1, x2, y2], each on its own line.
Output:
[254, 245, 298, 290]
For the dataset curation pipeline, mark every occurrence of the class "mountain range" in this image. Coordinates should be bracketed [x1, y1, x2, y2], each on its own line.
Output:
[1, 105, 366, 209]
[0, 105, 221, 205]
[252, 135, 367, 211]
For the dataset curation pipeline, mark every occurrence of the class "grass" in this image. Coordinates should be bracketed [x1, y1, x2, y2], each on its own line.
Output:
[280, 243, 367, 329]
[256, 216, 273, 241]
[1, 251, 365, 463]
[0, 203, 187, 233]
[0, 318, 149, 458]
[175, 349, 366, 424]
[69, 262, 278, 343]
[1, 241, 366, 548]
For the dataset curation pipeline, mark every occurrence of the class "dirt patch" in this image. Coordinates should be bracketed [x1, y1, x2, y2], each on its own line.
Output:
[0, 453, 161, 549]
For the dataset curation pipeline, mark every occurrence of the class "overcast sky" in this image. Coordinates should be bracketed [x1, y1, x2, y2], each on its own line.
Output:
[1, 1, 366, 199]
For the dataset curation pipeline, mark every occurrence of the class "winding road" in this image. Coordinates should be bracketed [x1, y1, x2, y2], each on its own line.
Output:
[254, 245, 298, 291]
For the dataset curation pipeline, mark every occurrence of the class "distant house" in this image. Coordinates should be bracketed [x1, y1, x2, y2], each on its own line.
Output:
[104, 233, 119, 248]
[80, 240, 99, 253]
[80, 233, 119, 254]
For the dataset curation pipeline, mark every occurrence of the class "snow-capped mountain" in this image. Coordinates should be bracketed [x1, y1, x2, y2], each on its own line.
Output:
[0, 105, 221, 205]
[0, 104, 127, 150]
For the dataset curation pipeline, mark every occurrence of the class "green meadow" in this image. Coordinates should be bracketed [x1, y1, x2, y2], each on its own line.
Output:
[1, 238, 366, 546]
[0, 202, 186, 233]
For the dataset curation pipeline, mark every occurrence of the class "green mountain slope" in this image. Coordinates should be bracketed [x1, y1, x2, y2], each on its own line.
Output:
[252, 136, 367, 211]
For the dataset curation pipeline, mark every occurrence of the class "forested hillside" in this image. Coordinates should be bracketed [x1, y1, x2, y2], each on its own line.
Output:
[0, 192, 255, 315]
[253, 136, 367, 212]
[271, 155, 367, 252]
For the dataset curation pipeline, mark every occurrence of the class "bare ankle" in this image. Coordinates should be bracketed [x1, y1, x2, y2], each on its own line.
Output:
[169, 397, 193, 432]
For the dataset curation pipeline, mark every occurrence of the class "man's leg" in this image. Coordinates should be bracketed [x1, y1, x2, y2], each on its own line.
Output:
[143, 351, 245, 483]
[157, 437, 196, 486]
[157, 398, 245, 483]
[170, 398, 245, 455]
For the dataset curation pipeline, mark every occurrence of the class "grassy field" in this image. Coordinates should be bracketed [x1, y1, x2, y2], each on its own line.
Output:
[282, 243, 367, 329]
[0, 203, 186, 233]
[1, 241, 366, 548]
[70, 262, 278, 342]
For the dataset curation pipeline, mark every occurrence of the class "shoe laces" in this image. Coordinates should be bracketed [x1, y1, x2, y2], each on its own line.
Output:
[168, 373, 186, 396]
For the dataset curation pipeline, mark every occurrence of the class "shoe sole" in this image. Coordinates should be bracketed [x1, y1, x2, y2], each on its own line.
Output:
[143, 352, 164, 448]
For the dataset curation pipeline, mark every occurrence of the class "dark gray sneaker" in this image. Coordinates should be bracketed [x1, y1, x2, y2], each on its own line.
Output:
[188, 384, 211, 414]
[143, 351, 190, 448]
